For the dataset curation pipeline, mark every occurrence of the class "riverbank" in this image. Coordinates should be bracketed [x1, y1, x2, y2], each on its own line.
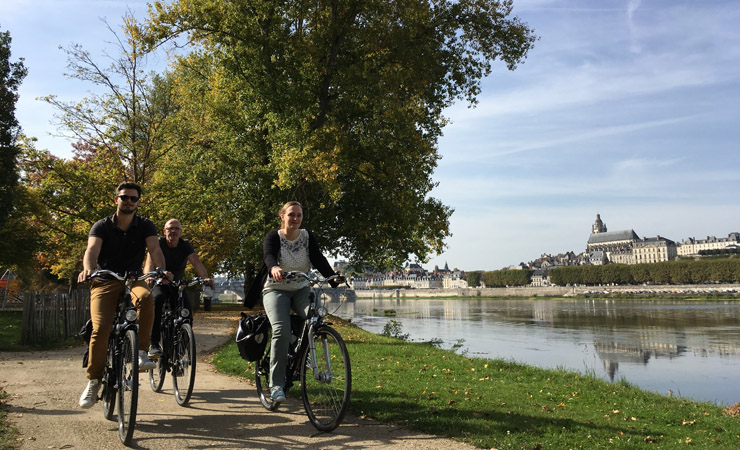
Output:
[214, 316, 740, 449]
[353, 283, 740, 299]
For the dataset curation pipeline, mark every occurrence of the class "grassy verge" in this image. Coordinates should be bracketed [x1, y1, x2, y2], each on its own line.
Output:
[0, 388, 18, 449]
[0, 311, 78, 352]
[213, 317, 740, 449]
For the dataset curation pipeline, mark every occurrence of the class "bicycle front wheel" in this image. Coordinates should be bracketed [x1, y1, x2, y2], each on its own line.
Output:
[118, 328, 139, 445]
[172, 323, 196, 406]
[300, 326, 351, 432]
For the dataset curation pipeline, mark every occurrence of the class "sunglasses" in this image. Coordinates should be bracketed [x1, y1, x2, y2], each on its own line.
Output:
[117, 195, 140, 202]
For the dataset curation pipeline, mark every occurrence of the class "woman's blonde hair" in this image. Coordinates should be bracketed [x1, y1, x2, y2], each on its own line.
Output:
[279, 201, 303, 215]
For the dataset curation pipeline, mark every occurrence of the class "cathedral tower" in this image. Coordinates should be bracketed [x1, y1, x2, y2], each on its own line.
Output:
[592, 214, 607, 234]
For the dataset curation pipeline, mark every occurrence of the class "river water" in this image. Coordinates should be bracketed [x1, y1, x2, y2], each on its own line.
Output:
[331, 297, 740, 406]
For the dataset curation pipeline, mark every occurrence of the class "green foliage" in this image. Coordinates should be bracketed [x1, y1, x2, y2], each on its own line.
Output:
[381, 319, 409, 341]
[699, 248, 740, 256]
[17, 1, 537, 281]
[136, 0, 537, 273]
[0, 386, 19, 449]
[0, 28, 32, 272]
[0, 311, 78, 351]
[482, 269, 532, 287]
[466, 270, 482, 287]
[18, 142, 127, 282]
[549, 259, 740, 286]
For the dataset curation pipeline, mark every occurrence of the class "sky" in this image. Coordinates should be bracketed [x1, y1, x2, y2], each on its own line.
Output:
[3, 0, 740, 272]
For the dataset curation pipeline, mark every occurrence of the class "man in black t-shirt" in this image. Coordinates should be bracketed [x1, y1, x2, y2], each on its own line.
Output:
[77, 182, 169, 408]
[145, 218, 215, 356]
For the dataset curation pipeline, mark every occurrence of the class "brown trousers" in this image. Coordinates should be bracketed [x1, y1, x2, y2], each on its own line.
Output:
[86, 279, 154, 380]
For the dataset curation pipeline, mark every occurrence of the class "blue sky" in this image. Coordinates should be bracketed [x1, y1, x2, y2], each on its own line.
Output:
[4, 1, 740, 272]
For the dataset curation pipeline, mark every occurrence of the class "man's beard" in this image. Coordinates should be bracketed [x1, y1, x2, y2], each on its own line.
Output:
[118, 205, 136, 215]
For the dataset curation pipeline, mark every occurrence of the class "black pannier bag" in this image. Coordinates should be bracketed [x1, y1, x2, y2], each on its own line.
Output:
[79, 319, 93, 368]
[235, 312, 270, 361]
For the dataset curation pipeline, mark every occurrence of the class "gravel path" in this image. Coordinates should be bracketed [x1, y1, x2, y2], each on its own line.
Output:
[0, 310, 476, 449]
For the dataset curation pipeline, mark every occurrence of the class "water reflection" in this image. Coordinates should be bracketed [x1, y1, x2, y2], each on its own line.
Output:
[332, 298, 740, 405]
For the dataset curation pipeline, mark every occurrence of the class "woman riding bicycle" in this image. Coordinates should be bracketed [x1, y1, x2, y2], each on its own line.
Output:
[248, 201, 342, 403]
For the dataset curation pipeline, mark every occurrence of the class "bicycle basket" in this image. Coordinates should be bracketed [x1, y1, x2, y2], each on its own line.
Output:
[235, 312, 270, 361]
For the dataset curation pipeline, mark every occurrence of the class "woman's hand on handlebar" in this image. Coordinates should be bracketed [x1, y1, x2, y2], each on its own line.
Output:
[270, 266, 285, 283]
[330, 273, 346, 287]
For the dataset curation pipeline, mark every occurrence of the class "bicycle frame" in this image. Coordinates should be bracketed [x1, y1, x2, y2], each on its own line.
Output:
[149, 278, 206, 406]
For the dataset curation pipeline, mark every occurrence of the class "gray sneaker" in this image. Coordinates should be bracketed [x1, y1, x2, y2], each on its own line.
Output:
[139, 350, 156, 371]
[270, 386, 286, 402]
[79, 379, 101, 408]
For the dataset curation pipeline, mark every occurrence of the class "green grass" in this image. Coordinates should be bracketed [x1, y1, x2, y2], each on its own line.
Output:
[0, 388, 18, 449]
[213, 317, 740, 449]
[0, 311, 79, 352]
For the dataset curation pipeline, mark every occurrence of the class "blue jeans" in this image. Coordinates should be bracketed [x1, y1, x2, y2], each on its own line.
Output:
[262, 286, 311, 388]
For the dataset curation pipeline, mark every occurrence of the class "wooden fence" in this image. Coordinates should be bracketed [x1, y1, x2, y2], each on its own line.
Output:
[21, 290, 90, 345]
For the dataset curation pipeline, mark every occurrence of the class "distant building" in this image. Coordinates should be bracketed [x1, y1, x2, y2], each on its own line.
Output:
[609, 249, 635, 265]
[585, 214, 680, 265]
[443, 276, 468, 289]
[404, 263, 425, 276]
[676, 233, 740, 256]
[588, 250, 607, 265]
[633, 236, 677, 264]
[586, 214, 640, 263]
[531, 268, 550, 286]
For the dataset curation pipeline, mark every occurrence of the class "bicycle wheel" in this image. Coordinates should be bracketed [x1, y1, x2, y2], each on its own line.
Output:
[255, 338, 278, 411]
[300, 326, 351, 432]
[149, 353, 166, 393]
[149, 327, 166, 393]
[101, 338, 117, 420]
[117, 328, 139, 445]
[172, 323, 196, 406]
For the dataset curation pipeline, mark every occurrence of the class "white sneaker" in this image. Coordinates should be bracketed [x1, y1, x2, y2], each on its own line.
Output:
[139, 350, 156, 371]
[79, 379, 101, 408]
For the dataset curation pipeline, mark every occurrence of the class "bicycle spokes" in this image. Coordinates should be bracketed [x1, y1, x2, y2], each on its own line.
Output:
[300, 327, 351, 432]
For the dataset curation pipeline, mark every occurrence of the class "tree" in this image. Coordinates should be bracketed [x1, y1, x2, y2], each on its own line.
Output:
[139, 0, 537, 273]
[0, 28, 27, 226]
[19, 141, 128, 284]
[466, 270, 482, 288]
[42, 15, 176, 185]
[0, 27, 32, 270]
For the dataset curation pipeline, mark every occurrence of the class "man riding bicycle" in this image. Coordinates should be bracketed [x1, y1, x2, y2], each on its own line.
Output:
[144, 218, 215, 358]
[77, 182, 170, 408]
